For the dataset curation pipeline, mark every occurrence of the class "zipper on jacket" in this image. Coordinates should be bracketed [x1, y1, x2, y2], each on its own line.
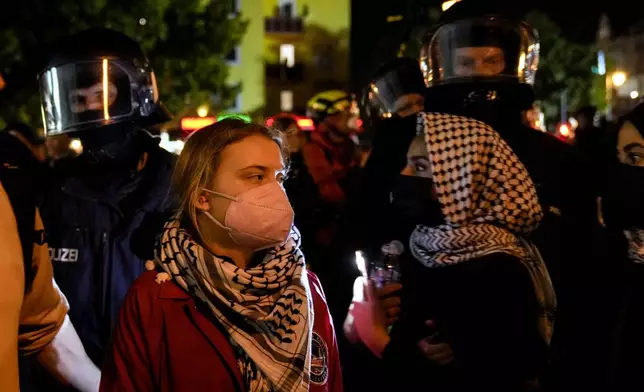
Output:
[100, 232, 109, 324]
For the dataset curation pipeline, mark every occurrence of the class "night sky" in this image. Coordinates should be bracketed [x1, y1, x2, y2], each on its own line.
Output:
[535, 0, 643, 42]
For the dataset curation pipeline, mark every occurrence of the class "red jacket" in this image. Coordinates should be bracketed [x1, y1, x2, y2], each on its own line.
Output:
[100, 270, 342, 392]
[302, 127, 359, 204]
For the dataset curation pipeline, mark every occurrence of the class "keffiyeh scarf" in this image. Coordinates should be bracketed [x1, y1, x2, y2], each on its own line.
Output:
[410, 112, 556, 343]
[155, 218, 313, 392]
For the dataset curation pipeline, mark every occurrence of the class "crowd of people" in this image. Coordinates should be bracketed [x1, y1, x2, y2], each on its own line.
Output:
[3, 1, 644, 391]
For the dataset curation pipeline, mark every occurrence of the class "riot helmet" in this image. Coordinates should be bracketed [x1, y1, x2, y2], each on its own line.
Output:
[420, 2, 539, 112]
[38, 28, 172, 137]
[362, 57, 426, 122]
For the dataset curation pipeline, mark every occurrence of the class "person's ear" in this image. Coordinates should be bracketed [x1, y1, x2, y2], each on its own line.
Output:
[194, 191, 210, 212]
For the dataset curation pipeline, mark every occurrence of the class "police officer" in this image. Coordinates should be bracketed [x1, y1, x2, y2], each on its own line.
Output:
[363, 2, 602, 390]
[38, 28, 175, 368]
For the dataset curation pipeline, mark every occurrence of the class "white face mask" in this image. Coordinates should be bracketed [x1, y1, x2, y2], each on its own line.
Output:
[201, 182, 294, 251]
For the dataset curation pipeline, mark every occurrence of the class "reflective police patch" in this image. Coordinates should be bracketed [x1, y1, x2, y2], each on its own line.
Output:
[310, 331, 329, 386]
[49, 248, 79, 263]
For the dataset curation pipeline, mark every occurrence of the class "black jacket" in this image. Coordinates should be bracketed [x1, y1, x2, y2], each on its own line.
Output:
[39, 145, 175, 365]
[353, 112, 601, 390]
[381, 252, 547, 392]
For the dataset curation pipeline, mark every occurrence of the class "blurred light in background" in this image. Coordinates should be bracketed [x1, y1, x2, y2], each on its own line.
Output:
[442, 1, 460, 11]
[216, 113, 252, 123]
[181, 117, 217, 131]
[279, 44, 295, 68]
[631, 91, 639, 99]
[280, 90, 293, 111]
[139, 18, 147, 26]
[597, 51, 606, 75]
[559, 123, 571, 138]
[297, 117, 315, 130]
[197, 105, 209, 118]
[612, 71, 627, 87]
[569, 117, 578, 130]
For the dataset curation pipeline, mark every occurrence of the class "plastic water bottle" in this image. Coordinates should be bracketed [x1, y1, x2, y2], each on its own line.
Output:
[370, 240, 404, 289]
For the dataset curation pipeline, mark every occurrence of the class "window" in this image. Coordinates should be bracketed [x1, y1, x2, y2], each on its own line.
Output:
[280, 90, 293, 111]
[231, 94, 242, 111]
[279, 0, 295, 17]
[226, 47, 240, 64]
[231, 0, 240, 13]
[280, 44, 295, 68]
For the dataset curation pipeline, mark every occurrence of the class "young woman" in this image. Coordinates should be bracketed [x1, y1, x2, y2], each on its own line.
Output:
[100, 119, 342, 392]
[601, 102, 644, 390]
[349, 113, 556, 391]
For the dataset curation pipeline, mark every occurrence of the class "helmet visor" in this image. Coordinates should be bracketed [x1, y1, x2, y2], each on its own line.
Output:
[365, 60, 425, 118]
[39, 60, 136, 135]
[420, 18, 539, 87]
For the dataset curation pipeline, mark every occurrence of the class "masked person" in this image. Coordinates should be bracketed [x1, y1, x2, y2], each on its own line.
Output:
[600, 102, 644, 391]
[362, 57, 425, 125]
[100, 119, 342, 392]
[363, 3, 597, 389]
[37, 28, 175, 370]
[348, 113, 555, 391]
[357, 57, 427, 248]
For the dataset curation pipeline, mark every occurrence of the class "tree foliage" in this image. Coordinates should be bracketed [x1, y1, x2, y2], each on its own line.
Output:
[0, 0, 247, 127]
[526, 11, 601, 126]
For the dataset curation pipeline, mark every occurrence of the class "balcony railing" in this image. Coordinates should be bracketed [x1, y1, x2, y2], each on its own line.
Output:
[265, 17, 304, 34]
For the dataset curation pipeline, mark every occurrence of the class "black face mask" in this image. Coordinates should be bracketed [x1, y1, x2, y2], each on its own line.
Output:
[602, 163, 644, 230]
[390, 175, 445, 227]
[74, 125, 146, 192]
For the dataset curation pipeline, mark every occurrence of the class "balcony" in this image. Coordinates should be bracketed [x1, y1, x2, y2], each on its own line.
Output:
[265, 17, 304, 34]
[266, 63, 305, 82]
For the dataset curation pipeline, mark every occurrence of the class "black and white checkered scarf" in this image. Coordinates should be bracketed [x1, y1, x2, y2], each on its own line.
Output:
[155, 218, 313, 392]
[410, 112, 556, 343]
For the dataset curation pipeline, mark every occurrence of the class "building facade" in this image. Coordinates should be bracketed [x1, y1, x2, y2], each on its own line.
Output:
[227, 0, 351, 116]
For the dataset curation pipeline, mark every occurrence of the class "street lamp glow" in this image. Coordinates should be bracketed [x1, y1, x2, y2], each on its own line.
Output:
[612, 71, 627, 87]
[442, 1, 460, 11]
[197, 105, 209, 118]
[631, 90, 639, 99]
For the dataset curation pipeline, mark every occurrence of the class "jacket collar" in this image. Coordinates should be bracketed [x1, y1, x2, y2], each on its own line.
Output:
[61, 146, 174, 212]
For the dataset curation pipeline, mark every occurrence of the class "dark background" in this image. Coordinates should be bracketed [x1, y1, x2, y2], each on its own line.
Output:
[350, 0, 644, 90]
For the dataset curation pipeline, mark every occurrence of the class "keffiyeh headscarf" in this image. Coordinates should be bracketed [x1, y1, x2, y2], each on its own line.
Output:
[155, 218, 313, 392]
[410, 112, 556, 343]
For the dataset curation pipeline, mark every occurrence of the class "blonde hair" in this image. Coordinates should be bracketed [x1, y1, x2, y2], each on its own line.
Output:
[173, 119, 289, 230]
